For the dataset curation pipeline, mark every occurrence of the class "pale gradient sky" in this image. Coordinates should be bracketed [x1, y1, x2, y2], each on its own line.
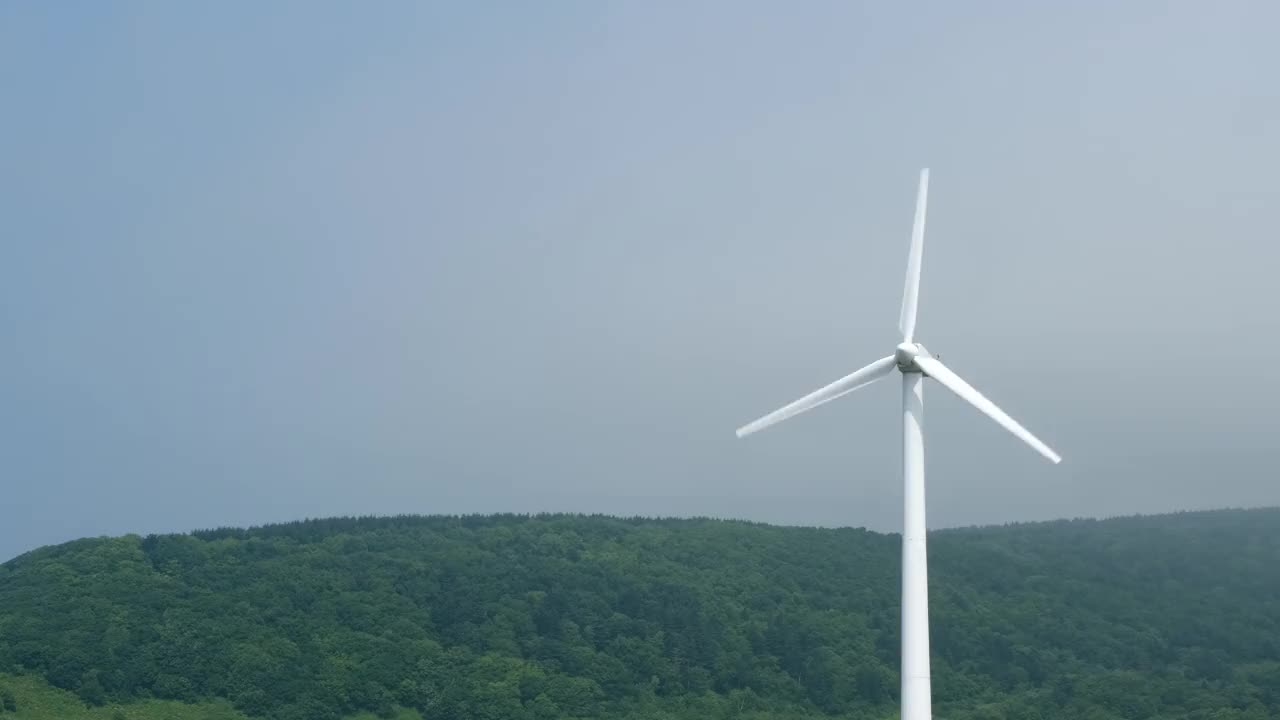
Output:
[3, 2, 1278, 561]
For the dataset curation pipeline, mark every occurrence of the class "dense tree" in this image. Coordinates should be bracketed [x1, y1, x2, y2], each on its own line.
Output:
[1, 509, 1278, 719]
[0, 686, 16, 713]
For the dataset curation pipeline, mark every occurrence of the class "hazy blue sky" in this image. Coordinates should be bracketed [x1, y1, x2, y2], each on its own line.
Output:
[3, 2, 1277, 561]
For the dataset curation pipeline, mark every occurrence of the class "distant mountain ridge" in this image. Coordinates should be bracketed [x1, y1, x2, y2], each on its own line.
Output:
[1, 509, 1278, 720]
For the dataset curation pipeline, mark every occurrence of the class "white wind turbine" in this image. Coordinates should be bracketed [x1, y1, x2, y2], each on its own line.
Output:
[735, 169, 1060, 720]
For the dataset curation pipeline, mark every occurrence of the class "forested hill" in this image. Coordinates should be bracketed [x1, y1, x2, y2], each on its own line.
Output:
[2, 510, 1279, 720]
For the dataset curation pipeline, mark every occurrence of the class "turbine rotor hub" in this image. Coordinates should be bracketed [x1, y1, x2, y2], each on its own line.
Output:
[895, 342, 921, 371]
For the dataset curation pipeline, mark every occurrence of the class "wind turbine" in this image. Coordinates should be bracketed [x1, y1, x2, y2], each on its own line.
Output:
[735, 169, 1060, 720]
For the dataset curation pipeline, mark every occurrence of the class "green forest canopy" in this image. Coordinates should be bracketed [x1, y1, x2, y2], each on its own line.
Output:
[1, 509, 1278, 720]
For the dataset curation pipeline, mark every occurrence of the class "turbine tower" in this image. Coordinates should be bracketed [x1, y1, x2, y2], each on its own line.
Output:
[735, 169, 1060, 720]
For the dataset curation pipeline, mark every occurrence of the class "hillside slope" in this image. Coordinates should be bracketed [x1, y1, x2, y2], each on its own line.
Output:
[1, 510, 1278, 720]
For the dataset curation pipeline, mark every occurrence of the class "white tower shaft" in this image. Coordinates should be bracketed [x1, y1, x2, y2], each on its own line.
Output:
[901, 371, 931, 720]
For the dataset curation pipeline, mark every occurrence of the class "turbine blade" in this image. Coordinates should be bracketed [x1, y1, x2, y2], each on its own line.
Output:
[736, 356, 896, 438]
[898, 168, 929, 342]
[913, 355, 1061, 464]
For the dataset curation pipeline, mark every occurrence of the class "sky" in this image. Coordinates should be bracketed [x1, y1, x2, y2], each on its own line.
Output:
[2, 2, 1278, 562]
